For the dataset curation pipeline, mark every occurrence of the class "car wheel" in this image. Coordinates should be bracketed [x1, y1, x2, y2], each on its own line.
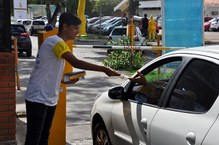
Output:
[93, 122, 111, 145]
[26, 50, 32, 57]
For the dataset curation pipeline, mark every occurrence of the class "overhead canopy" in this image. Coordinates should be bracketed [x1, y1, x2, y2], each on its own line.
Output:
[139, 1, 161, 8]
[114, 0, 128, 12]
[114, 0, 162, 12]
[205, 0, 219, 6]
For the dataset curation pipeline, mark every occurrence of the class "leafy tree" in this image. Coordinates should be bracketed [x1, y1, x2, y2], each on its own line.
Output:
[27, 0, 123, 26]
[92, 0, 121, 16]
[128, 0, 139, 18]
[66, 0, 92, 16]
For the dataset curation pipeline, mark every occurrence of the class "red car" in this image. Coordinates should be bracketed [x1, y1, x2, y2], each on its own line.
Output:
[204, 16, 213, 22]
[204, 18, 215, 31]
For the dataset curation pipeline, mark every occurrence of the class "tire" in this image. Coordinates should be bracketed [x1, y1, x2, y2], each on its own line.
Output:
[93, 122, 111, 145]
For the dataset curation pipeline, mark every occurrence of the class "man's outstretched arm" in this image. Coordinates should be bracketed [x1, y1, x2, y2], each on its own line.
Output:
[62, 51, 120, 76]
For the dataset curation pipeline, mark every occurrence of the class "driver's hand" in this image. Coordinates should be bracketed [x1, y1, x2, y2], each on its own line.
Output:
[129, 71, 148, 86]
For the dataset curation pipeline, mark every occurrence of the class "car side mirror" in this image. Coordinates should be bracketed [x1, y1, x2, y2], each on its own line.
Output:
[108, 86, 124, 99]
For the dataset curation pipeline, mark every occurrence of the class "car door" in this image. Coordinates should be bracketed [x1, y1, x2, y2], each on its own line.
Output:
[202, 112, 219, 145]
[111, 56, 184, 145]
[150, 57, 219, 145]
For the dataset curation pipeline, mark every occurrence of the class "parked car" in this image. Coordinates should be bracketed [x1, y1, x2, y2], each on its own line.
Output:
[91, 45, 219, 145]
[204, 16, 213, 22]
[30, 19, 47, 35]
[92, 17, 122, 34]
[87, 16, 112, 33]
[15, 19, 33, 33]
[108, 26, 145, 46]
[204, 18, 215, 31]
[209, 17, 219, 32]
[11, 24, 32, 57]
[87, 17, 100, 24]
[100, 19, 124, 35]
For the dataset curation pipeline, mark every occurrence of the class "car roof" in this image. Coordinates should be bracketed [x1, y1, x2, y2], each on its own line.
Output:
[11, 24, 25, 27]
[114, 26, 127, 29]
[16, 19, 32, 21]
[165, 45, 219, 59]
[33, 19, 45, 21]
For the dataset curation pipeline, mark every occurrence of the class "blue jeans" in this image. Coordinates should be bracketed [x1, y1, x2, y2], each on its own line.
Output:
[25, 100, 56, 145]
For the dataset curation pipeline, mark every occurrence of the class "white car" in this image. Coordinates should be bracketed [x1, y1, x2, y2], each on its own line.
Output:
[209, 17, 219, 32]
[109, 26, 145, 46]
[30, 19, 47, 35]
[91, 45, 219, 145]
[15, 19, 33, 33]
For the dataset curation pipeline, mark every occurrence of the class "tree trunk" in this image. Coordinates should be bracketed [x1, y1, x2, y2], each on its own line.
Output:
[50, 3, 61, 26]
[45, 0, 51, 23]
[128, 0, 135, 18]
[45, 0, 61, 27]
[128, 0, 139, 18]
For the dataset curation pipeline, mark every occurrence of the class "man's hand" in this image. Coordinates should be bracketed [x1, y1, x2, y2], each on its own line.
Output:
[129, 71, 148, 86]
[105, 67, 121, 76]
[61, 78, 79, 84]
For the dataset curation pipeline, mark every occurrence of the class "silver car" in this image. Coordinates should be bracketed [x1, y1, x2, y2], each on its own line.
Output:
[109, 26, 145, 46]
[91, 45, 219, 145]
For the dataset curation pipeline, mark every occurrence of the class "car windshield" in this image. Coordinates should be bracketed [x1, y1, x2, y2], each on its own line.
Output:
[112, 28, 126, 35]
[11, 25, 25, 33]
[23, 21, 32, 25]
[209, 18, 217, 23]
[33, 21, 45, 25]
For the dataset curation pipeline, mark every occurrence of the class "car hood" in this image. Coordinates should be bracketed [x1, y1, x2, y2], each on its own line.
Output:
[204, 22, 210, 26]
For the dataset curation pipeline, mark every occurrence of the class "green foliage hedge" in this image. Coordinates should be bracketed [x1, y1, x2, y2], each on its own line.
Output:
[103, 49, 146, 71]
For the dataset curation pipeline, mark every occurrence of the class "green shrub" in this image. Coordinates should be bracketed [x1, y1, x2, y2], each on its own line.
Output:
[103, 49, 146, 71]
[104, 37, 146, 71]
[107, 36, 131, 46]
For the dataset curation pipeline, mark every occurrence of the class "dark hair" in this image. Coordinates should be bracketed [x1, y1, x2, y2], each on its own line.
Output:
[59, 12, 82, 31]
[144, 14, 147, 18]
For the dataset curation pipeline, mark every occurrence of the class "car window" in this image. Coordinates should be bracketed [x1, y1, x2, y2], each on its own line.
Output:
[23, 20, 32, 25]
[112, 27, 137, 36]
[11, 25, 26, 33]
[167, 59, 219, 113]
[129, 58, 182, 106]
[33, 21, 45, 25]
[112, 28, 126, 35]
[17, 20, 22, 24]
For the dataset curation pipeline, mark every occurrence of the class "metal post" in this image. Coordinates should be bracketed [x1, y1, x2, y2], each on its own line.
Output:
[99, 0, 102, 36]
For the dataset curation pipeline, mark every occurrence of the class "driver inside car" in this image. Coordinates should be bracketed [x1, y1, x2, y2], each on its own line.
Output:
[129, 71, 160, 105]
